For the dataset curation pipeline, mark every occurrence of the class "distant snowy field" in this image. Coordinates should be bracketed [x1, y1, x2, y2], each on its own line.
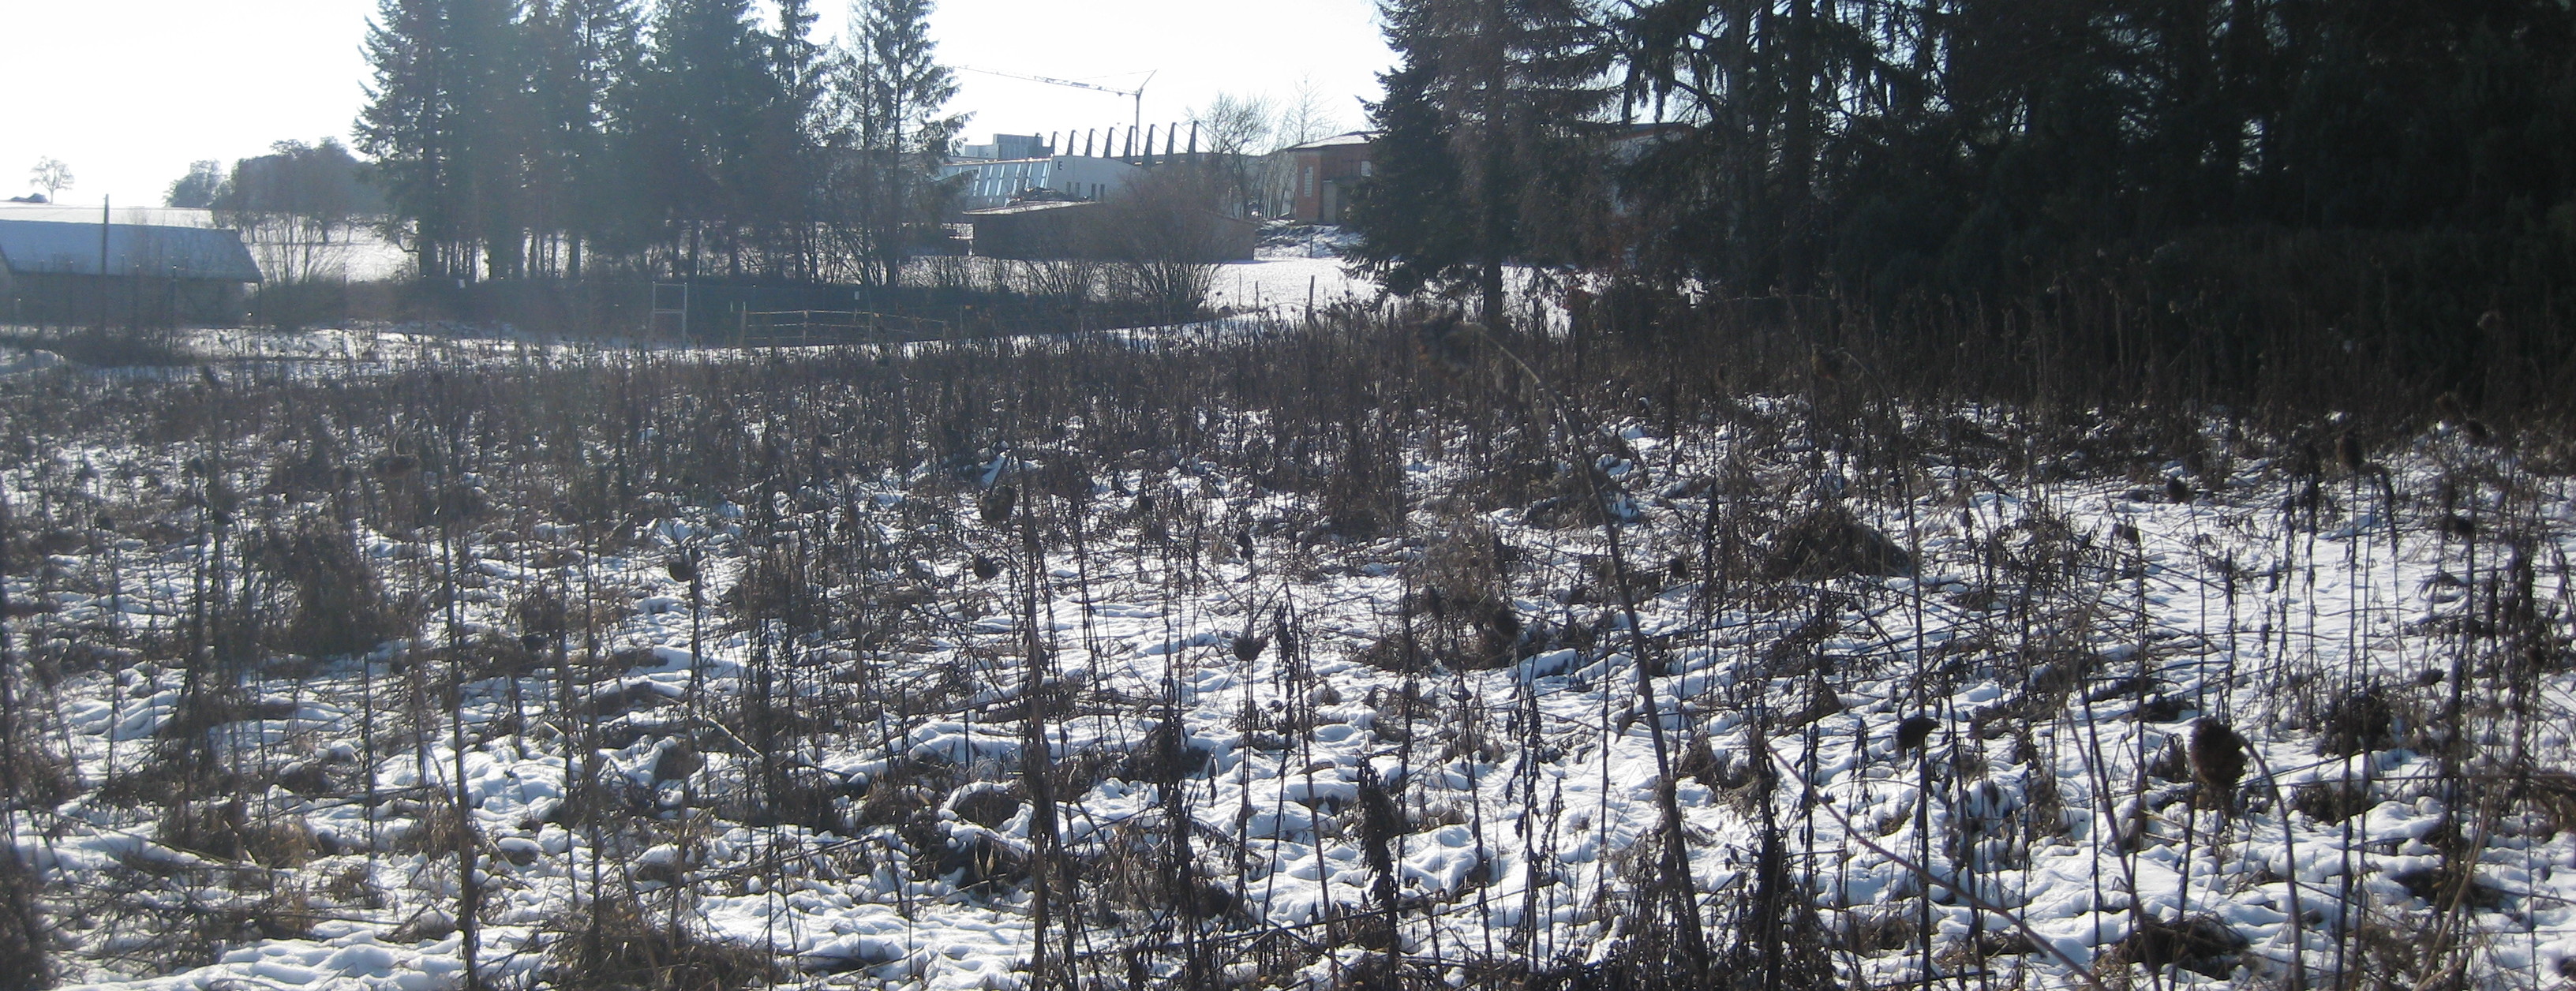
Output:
[0, 256, 1382, 372]
[0, 203, 1361, 327]
[0, 206, 1367, 297]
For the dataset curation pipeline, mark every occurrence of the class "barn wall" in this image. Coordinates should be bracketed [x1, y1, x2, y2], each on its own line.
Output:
[2, 273, 248, 327]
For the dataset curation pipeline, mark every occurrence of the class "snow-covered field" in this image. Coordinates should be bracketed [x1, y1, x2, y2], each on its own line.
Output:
[1208, 257, 1372, 320]
[2, 331, 2570, 991]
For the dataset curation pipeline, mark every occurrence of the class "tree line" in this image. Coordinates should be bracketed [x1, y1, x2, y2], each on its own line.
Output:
[356, 0, 960, 287]
[1350, 0, 2576, 411]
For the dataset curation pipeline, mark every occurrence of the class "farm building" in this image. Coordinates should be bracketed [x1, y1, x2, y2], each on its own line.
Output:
[0, 219, 262, 327]
[1272, 132, 1377, 224]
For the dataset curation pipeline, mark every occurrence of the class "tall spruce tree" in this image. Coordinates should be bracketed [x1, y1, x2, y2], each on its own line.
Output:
[1611, 0, 1863, 292]
[358, 0, 468, 279]
[1611, 0, 2576, 298]
[762, 0, 830, 279]
[358, 0, 530, 281]
[1348, 0, 1612, 329]
[616, 0, 792, 277]
[452, 0, 530, 281]
[525, 0, 641, 276]
[1344, 59, 1474, 299]
[774, 0, 823, 89]
[829, 0, 964, 286]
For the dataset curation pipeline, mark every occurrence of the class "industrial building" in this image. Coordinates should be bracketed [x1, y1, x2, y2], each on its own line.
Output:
[957, 134, 1055, 161]
[941, 155, 1144, 212]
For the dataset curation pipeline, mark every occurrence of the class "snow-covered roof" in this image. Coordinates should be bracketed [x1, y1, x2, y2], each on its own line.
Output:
[0, 219, 263, 282]
[0, 202, 221, 228]
[1284, 131, 1377, 151]
[964, 200, 1099, 216]
[942, 155, 1140, 170]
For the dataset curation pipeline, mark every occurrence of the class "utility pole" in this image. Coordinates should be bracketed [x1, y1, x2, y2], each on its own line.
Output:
[97, 196, 110, 334]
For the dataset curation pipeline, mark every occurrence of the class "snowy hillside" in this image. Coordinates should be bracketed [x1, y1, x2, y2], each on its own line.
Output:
[0, 325, 2570, 991]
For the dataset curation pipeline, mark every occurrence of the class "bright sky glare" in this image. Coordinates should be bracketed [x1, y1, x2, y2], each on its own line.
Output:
[0, 0, 1391, 208]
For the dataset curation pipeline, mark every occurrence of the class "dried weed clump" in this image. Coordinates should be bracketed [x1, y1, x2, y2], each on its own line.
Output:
[541, 898, 775, 991]
[1762, 504, 1912, 581]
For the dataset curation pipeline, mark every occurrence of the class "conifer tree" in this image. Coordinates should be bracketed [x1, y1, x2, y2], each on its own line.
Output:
[773, 0, 826, 104]
[1348, 0, 1612, 329]
[1344, 60, 1473, 299]
[358, 0, 468, 279]
[616, 0, 792, 278]
[451, 0, 530, 280]
[1608, 0, 2576, 305]
[358, 0, 531, 281]
[525, 0, 641, 276]
[828, 0, 964, 286]
[762, 0, 830, 278]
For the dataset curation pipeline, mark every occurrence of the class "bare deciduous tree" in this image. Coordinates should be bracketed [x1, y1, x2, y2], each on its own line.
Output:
[1193, 92, 1275, 156]
[1191, 92, 1275, 216]
[1258, 79, 1347, 221]
[25, 158, 73, 203]
[1275, 77, 1341, 149]
[216, 140, 374, 284]
[1102, 166, 1233, 319]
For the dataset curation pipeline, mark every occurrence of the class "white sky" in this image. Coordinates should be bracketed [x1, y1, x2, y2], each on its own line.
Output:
[0, 0, 1391, 207]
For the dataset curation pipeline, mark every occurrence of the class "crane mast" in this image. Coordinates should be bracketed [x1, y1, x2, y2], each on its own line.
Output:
[960, 66, 1158, 137]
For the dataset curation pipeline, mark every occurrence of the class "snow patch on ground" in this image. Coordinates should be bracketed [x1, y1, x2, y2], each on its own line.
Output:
[1256, 223, 1361, 260]
[0, 347, 65, 376]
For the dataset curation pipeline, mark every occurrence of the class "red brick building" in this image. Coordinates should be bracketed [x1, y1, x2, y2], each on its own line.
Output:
[1274, 132, 1376, 225]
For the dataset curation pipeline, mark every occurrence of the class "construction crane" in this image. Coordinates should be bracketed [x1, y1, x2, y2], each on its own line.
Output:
[960, 66, 1157, 136]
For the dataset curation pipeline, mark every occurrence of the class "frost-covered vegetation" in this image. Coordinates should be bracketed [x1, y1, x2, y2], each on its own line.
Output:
[2, 316, 2573, 991]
